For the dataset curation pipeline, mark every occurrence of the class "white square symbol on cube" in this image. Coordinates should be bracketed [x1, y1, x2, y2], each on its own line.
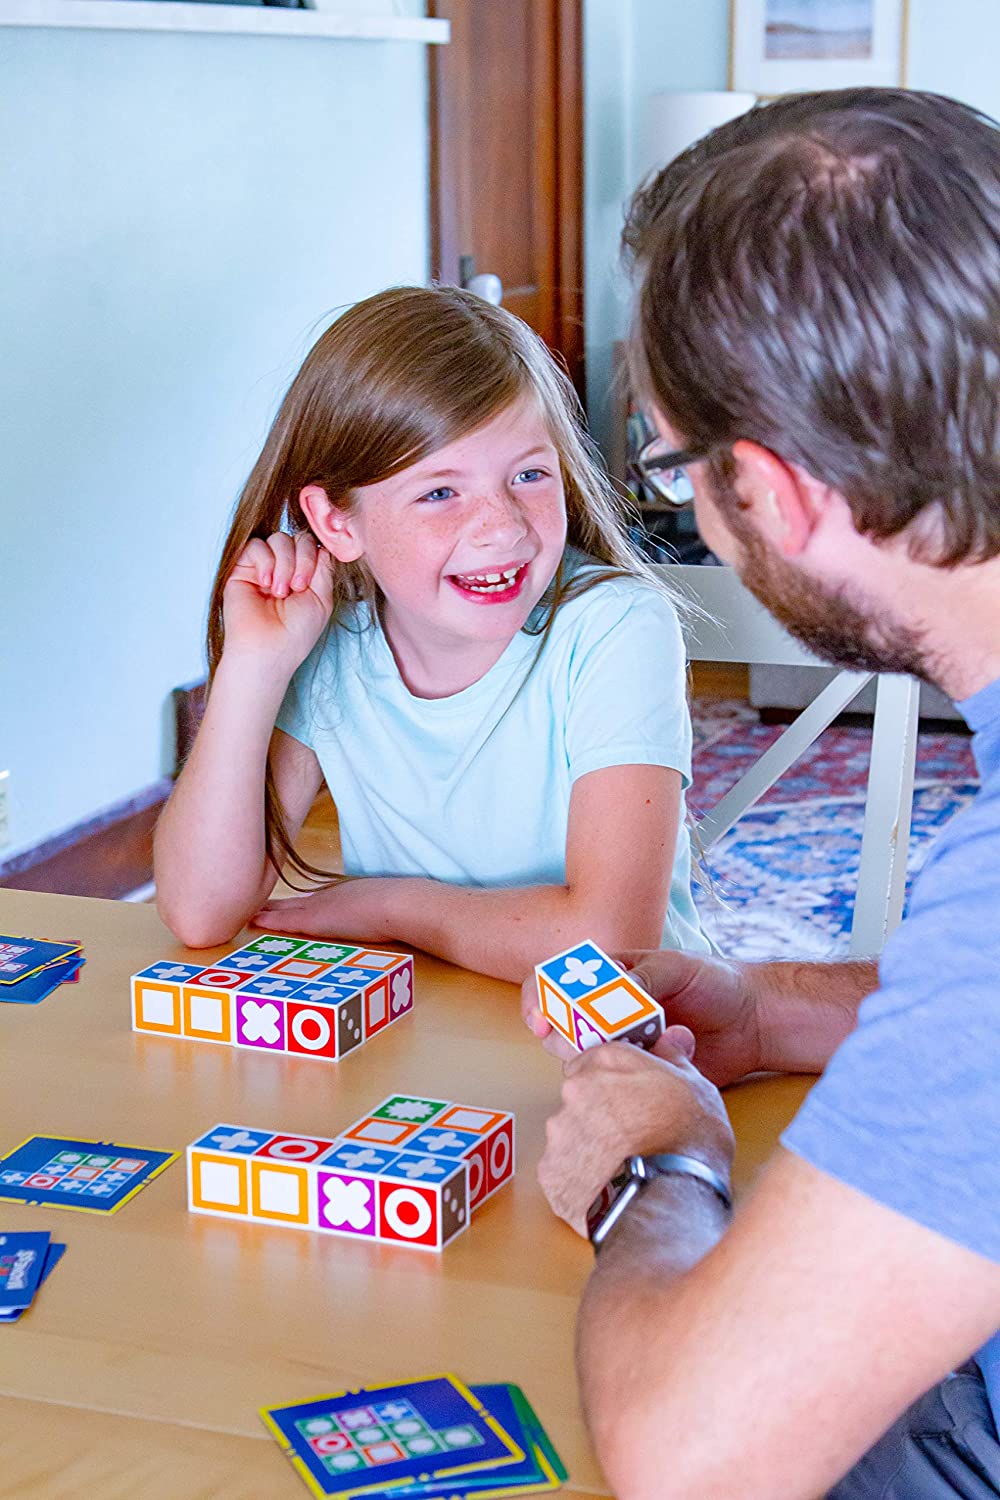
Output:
[356, 1120, 405, 1143]
[444, 1108, 493, 1132]
[356, 953, 396, 970]
[258, 1168, 302, 1216]
[200, 1160, 242, 1206]
[190, 994, 225, 1034]
[368, 988, 387, 1026]
[589, 984, 645, 1026]
[542, 989, 572, 1033]
[138, 986, 175, 1026]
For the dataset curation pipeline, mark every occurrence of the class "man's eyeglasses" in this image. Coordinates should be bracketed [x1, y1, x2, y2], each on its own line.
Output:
[632, 436, 710, 510]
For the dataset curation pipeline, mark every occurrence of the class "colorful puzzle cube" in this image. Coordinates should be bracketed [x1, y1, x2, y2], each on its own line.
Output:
[534, 939, 665, 1052]
[186, 1095, 515, 1253]
[131, 938, 414, 1062]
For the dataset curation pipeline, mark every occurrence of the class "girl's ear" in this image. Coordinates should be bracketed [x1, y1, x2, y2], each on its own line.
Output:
[299, 484, 364, 563]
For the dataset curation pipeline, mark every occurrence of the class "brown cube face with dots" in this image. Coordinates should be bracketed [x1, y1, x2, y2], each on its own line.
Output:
[130, 938, 414, 1063]
[336, 992, 364, 1055]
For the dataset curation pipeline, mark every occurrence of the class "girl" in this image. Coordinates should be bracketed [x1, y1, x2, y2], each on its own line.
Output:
[155, 286, 709, 982]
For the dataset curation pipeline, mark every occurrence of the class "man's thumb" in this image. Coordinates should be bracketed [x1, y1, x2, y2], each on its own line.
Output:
[655, 1023, 697, 1062]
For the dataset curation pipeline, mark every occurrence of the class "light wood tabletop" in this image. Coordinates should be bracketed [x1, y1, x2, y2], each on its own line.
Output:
[0, 889, 813, 1499]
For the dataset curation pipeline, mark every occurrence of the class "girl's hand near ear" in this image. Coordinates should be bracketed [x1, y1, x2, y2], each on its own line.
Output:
[222, 531, 335, 670]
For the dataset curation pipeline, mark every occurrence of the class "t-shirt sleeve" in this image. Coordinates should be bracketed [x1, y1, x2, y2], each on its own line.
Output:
[782, 785, 1000, 1264]
[563, 583, 693, 785]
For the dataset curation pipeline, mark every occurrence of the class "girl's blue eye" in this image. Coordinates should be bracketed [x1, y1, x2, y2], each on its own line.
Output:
[420, 486, 456, 503]
[513, 468, 546, 484]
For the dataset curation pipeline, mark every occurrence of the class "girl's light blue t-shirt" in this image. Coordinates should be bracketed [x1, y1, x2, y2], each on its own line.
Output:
[275, 571, 709, 954]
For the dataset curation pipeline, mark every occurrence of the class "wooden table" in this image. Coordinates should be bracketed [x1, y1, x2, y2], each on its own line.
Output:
[0, 890, 813, 1498]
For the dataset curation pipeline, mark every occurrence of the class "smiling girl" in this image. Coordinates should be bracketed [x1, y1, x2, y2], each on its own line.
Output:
[154, 286, 708, 981]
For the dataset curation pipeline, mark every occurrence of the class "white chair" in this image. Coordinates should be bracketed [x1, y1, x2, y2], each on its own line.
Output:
[661, 564, 920, 957]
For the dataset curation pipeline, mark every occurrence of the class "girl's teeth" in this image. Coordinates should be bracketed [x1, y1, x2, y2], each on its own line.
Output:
[456, 565, 523, 593]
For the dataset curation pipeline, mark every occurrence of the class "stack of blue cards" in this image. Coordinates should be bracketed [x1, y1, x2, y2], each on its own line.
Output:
[262, 1374, 567, 1498]
[0, 936, 85, 1004]
[0, 1231, 66, 1322]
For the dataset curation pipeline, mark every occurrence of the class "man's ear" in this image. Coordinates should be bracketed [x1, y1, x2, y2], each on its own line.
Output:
[299, 485, 364, 563]
[731, 440, 819, 558]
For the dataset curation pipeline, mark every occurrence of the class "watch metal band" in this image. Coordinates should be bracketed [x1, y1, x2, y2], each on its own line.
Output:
[642, 1152, 733, 1211]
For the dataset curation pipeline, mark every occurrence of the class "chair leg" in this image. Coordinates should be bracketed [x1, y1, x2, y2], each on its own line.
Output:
[696, 670, 872, 852]
[849, 675, 920, 957]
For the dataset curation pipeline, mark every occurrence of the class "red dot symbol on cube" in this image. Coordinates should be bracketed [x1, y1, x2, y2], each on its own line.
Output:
[309, 1432, 352, 1456]
[286, 1002, 338, 1058]
[464, 1140, 490, 1209]
[364, 977, 390, 1036]
[256, 1135, 332, 1162]
[25, 1173, 59, 1189]
[190, 968, 246, 989]
[487, 1119, 514, 1193]
[377, 1180, 439, 1247]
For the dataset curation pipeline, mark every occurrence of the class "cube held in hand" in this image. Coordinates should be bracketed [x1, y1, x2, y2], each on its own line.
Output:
[534, 939, 665, 1052]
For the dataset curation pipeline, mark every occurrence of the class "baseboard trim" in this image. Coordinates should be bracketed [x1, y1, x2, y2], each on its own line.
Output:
[0, 780, 172, 898]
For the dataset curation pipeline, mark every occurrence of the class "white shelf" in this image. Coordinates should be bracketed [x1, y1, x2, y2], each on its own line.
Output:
[0, 0, 449, 39]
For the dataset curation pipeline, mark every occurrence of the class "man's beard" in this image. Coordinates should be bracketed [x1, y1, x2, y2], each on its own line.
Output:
[719, 486, 934, 681]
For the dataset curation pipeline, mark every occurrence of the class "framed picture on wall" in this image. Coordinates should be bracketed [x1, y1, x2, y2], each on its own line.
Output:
[730, 0, 908, 94]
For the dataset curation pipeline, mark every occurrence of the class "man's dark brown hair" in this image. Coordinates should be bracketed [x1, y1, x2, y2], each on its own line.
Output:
[625, 88, 1000, 565]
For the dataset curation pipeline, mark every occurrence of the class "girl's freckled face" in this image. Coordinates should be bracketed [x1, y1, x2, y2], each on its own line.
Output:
[347, 397, 568, 650]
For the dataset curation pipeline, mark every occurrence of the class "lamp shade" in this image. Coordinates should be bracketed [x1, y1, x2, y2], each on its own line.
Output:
[637, 90, 757, 187]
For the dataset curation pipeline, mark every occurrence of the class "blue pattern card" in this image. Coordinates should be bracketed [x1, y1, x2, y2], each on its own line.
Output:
[0, 938, 83, 986]
[372, 1385, 566, 1498]
[261, 1374, 524, 1499]
[0, 1230, 50, 1309]
[0, 1239, 65, 1322]
[0, 955, 84, 1005]
[0, 1136, 178, 1214]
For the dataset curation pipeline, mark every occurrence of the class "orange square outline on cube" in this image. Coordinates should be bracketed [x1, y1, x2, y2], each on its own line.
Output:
[436, 1105, 508, 1136]
[536, 975, 575, 1042]
[182, 986, 234, 1043]
[250, 1159, 310, 1224]
[343, 1116, 420, 1148]
[191, 1151, 248, 1214]
[268, 956, 334, 981]
[344, 950, 406, 970]
[364, 976, 391, 1035]
[576, 977, 660, 1035]
[133, 980, 182, 1034]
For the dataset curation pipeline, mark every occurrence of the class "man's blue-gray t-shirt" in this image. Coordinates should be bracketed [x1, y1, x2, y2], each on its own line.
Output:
[783, 672, 1000, 1426]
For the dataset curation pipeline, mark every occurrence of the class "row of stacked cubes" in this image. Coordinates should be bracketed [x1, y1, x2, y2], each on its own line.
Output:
[131, 935, 413, 1060]
[187, 1095, 515, 1252]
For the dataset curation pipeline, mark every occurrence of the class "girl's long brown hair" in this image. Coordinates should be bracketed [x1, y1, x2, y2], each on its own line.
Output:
[207, 284, 669, 887]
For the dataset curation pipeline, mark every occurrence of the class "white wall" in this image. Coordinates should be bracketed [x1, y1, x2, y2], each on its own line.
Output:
[0, 24, 430, 861]
[582, 0, 1000, 458]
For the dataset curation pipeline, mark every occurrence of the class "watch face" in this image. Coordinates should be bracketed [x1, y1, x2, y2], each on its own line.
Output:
[587, 1171, 644, 1249]
[585, 1181, 619, 1242]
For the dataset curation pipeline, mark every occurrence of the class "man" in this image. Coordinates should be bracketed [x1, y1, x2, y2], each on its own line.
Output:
[524, 88, 1000, 1498]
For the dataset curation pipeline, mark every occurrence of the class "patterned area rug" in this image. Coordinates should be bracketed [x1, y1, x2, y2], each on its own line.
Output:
[688, 701, 979, 961]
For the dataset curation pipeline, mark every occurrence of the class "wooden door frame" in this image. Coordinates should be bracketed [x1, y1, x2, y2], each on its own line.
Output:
[427, 0, 584, 393]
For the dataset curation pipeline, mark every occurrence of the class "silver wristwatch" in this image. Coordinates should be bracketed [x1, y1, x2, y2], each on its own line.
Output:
[586, 1152, 732, 1250]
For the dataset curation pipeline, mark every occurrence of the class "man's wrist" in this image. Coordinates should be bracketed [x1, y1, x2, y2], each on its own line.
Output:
[589, 1151, 732, 1253]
